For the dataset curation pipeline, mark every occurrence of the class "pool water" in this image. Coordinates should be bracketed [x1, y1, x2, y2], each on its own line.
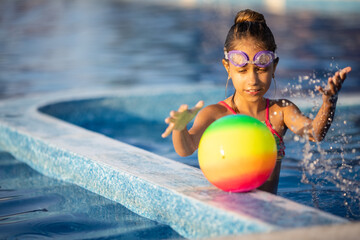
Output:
[1, 0, 359, 99]
[1, 0, 360, 238]
[0, 150, 184, 239]
[45, 99, 359, 221]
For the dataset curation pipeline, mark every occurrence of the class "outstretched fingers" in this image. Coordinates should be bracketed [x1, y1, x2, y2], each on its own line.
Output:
[316, 86, 326, 95]
[193, 100, 204, 112]
[330, 67, 351, 93]
[161, 101, 204, 138]
[340, 66, 352, 77]
[328, 74, 340, 94]
[161, 122, 175, 138]
[165, 116, 174, 124]
[179, 104, 189, 112]
[317, 66, 351, 97]
[337, 67, 351, 87]
[333, 66, 351, 84]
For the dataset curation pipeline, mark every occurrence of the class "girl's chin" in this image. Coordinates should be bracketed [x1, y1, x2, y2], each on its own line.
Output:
[242, 91, 264, 100]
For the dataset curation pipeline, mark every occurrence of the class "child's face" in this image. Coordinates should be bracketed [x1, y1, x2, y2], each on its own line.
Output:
[223, 38, 277, 102]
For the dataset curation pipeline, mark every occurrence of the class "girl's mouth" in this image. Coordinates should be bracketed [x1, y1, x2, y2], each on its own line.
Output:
[245, 89, 261, 95]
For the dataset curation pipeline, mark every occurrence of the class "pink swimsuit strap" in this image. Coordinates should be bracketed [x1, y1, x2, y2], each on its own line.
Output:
[264, 99, 284, 143]
[218, 99, 284, 143]
[218, 101, 237, 114]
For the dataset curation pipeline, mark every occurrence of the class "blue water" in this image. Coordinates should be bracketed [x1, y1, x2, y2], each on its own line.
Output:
[0, 150, 184, 239]
[1, 0, 360, 238]
[39, 97, 360, 221]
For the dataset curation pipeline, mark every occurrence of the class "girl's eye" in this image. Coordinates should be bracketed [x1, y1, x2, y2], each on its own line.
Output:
[238, 68, 247, 73]
[257, 68, 267, 72]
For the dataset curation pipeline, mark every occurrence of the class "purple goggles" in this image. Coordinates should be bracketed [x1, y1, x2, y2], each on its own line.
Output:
[225, 50, 277, 68]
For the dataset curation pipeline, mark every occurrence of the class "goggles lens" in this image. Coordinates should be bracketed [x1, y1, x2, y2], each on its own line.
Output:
[226, 50, 277, 68]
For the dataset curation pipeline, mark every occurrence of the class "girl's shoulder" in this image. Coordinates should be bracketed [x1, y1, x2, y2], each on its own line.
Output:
[268, 98, 302, 116]
[197, 102, 231, 120]
[269, 98, 297, 108]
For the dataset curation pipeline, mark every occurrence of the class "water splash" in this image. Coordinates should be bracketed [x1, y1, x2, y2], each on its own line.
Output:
[282, 63, 360, 219]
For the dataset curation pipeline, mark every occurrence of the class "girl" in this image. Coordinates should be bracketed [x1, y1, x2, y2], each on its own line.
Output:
[161, 9, 351, 194]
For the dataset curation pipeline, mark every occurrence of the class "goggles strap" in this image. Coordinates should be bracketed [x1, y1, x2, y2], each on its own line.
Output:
[224, 50, 229, 60]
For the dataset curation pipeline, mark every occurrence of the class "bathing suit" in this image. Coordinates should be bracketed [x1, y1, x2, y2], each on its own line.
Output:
[218, 99, 285, 159]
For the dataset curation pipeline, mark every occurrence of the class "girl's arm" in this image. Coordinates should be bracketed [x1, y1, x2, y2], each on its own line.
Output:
[284, 67, 351, 141]
[161, 101, 204, 139]
[162, 101, 221, 156]
[161, 101, 206, 156]
[311, 67, 351, 140]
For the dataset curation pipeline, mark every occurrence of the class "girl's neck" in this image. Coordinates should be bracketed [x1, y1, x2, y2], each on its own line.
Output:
[231, 94, 266, 117]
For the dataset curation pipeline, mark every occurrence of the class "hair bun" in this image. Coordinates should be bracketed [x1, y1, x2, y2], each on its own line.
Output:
[234, 9, 266, 24]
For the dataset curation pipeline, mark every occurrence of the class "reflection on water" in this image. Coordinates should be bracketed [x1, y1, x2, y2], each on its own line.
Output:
[0, 0, 359, 99]
[0, 0, 204, 98]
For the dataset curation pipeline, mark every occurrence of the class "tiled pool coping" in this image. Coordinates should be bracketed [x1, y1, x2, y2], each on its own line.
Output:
[0, 85, 356, 239]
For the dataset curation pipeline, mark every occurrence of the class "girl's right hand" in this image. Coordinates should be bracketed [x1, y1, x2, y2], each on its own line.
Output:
[161, 100, 204, 138]
[316, 67, 351, 103]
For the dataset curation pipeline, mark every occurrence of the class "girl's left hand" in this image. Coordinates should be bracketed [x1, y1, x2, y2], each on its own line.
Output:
[317, 66, 352, 102]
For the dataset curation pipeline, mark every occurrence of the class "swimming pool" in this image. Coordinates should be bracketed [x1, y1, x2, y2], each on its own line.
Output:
[0, 86, 355, 239]
[1, 0, 360, 238]
[38, 87, 360, 221]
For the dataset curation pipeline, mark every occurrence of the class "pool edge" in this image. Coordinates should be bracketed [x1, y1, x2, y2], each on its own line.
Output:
[0, 87, 353, 239]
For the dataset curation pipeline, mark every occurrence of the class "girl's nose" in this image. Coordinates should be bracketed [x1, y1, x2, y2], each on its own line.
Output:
[247, 69, 260, 85]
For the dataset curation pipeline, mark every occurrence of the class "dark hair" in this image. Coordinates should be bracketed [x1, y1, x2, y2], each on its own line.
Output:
[224, 9, 277, 52]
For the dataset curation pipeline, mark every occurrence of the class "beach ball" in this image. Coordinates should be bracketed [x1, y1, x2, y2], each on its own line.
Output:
[198, 115, 277, 192]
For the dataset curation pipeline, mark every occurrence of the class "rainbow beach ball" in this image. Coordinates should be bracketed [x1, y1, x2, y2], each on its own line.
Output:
[198, 115, 277, 192]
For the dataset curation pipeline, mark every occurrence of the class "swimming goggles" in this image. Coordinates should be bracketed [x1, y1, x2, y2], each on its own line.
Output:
[224, 50, 277, 68]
